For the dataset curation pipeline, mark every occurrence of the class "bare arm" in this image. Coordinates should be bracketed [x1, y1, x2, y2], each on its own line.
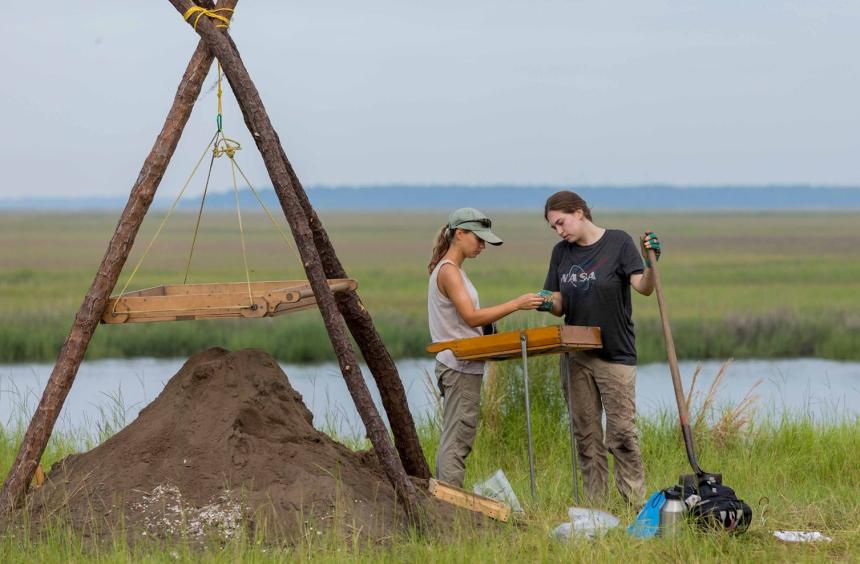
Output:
[630, 271, 654, 296]
[438, 263, 544, 327]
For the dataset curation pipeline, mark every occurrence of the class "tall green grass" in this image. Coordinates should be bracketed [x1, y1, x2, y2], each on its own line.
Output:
[2, 310, 858, 364]
[1, 211, 859, 363]
[2, 359, 859, 562]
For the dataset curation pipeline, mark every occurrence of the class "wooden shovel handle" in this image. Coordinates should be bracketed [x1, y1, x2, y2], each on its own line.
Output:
[648, 249, 705, 476]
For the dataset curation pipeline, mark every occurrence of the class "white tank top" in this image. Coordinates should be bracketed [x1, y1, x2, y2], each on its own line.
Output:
[428, 259, 485, 375]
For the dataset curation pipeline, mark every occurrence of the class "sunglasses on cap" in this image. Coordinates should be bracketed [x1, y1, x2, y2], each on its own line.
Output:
[450, 218, 492, 229]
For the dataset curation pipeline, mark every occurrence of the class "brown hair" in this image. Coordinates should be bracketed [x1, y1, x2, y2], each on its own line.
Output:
[427, 225, 453, 275]
[544, 190, 592, 221]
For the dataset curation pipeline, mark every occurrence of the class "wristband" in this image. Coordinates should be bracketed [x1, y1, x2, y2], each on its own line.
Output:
[644, 258, 652, 268]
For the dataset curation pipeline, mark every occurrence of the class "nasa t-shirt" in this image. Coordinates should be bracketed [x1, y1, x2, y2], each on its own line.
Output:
[543, 229, 644, 365]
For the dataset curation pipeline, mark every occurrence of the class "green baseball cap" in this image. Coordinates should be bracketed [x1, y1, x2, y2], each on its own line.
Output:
[447, 207, 503, 246]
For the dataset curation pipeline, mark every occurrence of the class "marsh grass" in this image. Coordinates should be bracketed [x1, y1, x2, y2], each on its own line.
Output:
[2, 360, 860, 561]
[2, 211, 859, 362]
[685, 359, 763, 446]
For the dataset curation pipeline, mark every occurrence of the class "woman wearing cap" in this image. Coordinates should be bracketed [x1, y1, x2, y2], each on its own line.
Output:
[428, 207, 544, 488]
[541, 190, 661, 506]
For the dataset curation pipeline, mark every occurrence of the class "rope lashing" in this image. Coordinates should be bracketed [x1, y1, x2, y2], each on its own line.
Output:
[214, 136, 241, 158]
[183, 6, 234, 30]
[212, 63, 241, 158]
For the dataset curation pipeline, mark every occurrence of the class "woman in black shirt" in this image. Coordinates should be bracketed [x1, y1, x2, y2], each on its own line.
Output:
[542, 190, 661, 505]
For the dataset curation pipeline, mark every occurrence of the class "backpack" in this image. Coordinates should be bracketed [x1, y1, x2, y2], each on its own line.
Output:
[678, 474, 752, 533]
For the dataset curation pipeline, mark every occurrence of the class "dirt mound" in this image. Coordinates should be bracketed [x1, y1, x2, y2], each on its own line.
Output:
[27, 347, 441, 544]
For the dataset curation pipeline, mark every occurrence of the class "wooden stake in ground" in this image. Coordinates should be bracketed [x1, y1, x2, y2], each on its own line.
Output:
[166, 0, 421, 517]
[0, 0, 239, 520]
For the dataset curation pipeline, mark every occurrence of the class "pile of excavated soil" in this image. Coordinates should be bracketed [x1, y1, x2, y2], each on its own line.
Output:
[26, 347, 463, 544]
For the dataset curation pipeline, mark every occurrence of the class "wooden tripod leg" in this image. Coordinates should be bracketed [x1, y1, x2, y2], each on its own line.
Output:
[167, 0, 421, 519]
[0, 0, 239, 521]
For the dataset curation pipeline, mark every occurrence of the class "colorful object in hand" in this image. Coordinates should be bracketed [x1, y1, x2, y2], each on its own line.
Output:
[641, 231, 661, 267]
[537, 289, 554, 312]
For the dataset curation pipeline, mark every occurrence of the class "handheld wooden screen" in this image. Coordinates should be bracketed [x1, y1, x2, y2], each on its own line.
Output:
[426, 324, 602, 361]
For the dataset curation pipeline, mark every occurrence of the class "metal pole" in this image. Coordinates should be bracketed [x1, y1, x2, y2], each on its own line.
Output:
[521, 332, 537, 498]
[561, 352, 580, 504]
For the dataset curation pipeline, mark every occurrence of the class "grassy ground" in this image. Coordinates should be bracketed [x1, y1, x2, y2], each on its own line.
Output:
[1, 210, 858, 363]
[2, 210, 857, 560]
[1, 357, 858, 562]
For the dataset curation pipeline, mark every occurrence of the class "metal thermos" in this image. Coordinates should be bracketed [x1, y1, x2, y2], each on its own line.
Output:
[658, 488, 686, 537]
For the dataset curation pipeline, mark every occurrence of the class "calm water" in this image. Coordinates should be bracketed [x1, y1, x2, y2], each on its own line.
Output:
[1, 358, 858, 440]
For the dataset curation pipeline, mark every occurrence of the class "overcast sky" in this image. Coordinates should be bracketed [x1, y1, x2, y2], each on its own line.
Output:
[2, 1, 858, 198]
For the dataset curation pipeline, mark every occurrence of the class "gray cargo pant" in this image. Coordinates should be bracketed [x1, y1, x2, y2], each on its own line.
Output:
[562, 351, 646, 505]
[435, 362, 483, 488]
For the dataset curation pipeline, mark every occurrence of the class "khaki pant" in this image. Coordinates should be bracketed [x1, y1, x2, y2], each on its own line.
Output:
[435, 362, 483, 488]
[562, 351, 646, 505]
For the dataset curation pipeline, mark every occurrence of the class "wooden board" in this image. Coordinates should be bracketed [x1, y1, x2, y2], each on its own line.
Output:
[101, 278, 357, 324]
[426, 325, 601, 361]
[428, 478, 511, 522]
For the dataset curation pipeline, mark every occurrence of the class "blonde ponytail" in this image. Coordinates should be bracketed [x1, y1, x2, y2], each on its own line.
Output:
[427, 225, 452, 275]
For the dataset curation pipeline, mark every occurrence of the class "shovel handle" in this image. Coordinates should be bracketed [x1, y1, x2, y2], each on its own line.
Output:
[648, 249, 705, 476]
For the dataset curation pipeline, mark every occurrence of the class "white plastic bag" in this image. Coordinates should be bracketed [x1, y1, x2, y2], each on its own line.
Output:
[773, 530, 832, 543]
[552, 507, 620, 541]
[472, 469, 523, 513]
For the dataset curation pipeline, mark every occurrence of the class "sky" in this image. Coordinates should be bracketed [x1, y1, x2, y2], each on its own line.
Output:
[2, 1, 859, 198]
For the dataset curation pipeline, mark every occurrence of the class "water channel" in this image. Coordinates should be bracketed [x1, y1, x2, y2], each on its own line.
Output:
[1, 357, 858, 441]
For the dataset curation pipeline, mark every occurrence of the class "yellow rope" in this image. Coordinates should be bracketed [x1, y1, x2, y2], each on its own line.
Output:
[181, 132, 242, 284]
[210, 60, 299, 265]
[213, 135, 241, 158]
[183, 6, 233, 30]
[228, 155, 255, 306]
[217, 62, 223, 126]
[183, 62, 238, 281]
[113, 131, 219, 315]
[230, 158, 303, 264]
[182, 146, 217, 284]
[115, 44, 302, 313]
